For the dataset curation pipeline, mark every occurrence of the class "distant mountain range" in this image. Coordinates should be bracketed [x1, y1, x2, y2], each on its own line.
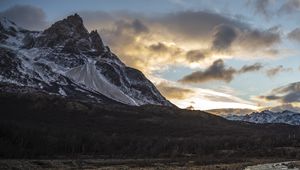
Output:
[225, 110, 300, 125]
[0, 14, 172, 106]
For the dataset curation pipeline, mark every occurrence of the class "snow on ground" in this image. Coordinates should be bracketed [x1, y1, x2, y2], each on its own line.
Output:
[245, 161, 299, 170]
[58, 88, 67, 96]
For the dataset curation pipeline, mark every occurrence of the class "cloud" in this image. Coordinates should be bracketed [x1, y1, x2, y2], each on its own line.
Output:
[278, 0, 300, 15]
[248, 0, 300, 17]
[212, 24, 237, 51]
[158, 11, 246, 41]
[179, 60, 264, 83]
[185, 50, 211, 62]
[235, 26, 281, 52]
[203, 95, 241, 103]
[266, 65, 292, 77]
[159, 11, 280, 52]
[266, 104, 300, 112]
[239, 63, 263, 73]
[156, 82, 194, 99]
[207, 108, 256, 116]
[0, 5, 47, 30]
[258, 82, 300, 104]
[159, 82, 258, 110]
[247, 0, 274, 19]
[114, 19, 149, 34]
[179, 59, 236, 83]
[288, 28, 300, 43]
[78, 11, 116, 31]
[149, 42, 169, 52]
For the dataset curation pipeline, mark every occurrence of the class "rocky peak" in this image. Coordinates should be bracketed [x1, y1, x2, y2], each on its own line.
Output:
[90, 30, 105, 52]
[65, 13, 83, 25]
[45, 13, 88, 37]
[34, 14, 107, 55]
[35, 13, 90, 48]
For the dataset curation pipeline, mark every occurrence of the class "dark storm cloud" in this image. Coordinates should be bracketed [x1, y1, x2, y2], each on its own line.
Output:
[0, 5, 47, 30]
[179, 59, 236, 83]
[156, 82, 194, 99]
[179, 60, 264, 83]
[288, 28, 300, 43]
[239, 63, 263, 73]
[259, 82, 300, 103]
[212, 24, 237, 51]
[266, 65, 292, 77]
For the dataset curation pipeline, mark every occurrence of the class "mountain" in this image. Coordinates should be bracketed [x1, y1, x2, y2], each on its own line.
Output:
[0, 14, 172, 106]
[226, 110, 300, 125]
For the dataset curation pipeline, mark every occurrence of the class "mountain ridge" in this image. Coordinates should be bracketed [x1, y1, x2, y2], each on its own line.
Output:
[226, 109, 300, 125]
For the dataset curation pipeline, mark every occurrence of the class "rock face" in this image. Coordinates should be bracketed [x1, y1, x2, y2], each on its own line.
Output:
[0, 14, 173, 106]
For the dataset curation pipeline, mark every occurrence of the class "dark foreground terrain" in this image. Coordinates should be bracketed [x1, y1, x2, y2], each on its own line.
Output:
[1, 159, 300, 170]
[1, 91, 300, 167]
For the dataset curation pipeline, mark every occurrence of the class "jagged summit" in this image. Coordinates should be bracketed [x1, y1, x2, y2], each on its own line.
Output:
[45, 13, 87, 36]
[0, 14, 173, 107]
[34, 14, 105, 54]
[90, 30, 105, 52]
[66, 13, 83, 24]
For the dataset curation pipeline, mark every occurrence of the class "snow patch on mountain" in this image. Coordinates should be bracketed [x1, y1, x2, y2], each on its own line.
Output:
[66, 60, 138, 105]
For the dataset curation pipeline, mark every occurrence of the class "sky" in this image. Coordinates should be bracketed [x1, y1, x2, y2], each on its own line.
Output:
[0, 0, 300, 113]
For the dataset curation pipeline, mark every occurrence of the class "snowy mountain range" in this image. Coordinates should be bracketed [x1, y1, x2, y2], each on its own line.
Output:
[0, 14, 172, 106]
[225, 110, 300, 125]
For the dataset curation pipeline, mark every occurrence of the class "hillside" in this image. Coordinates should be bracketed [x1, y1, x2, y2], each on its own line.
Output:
[0, 90, 300, 161]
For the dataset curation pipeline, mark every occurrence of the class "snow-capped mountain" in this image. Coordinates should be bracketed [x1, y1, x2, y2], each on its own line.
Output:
[0, 14, 172, 106]
[226, 110, 300, 125]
